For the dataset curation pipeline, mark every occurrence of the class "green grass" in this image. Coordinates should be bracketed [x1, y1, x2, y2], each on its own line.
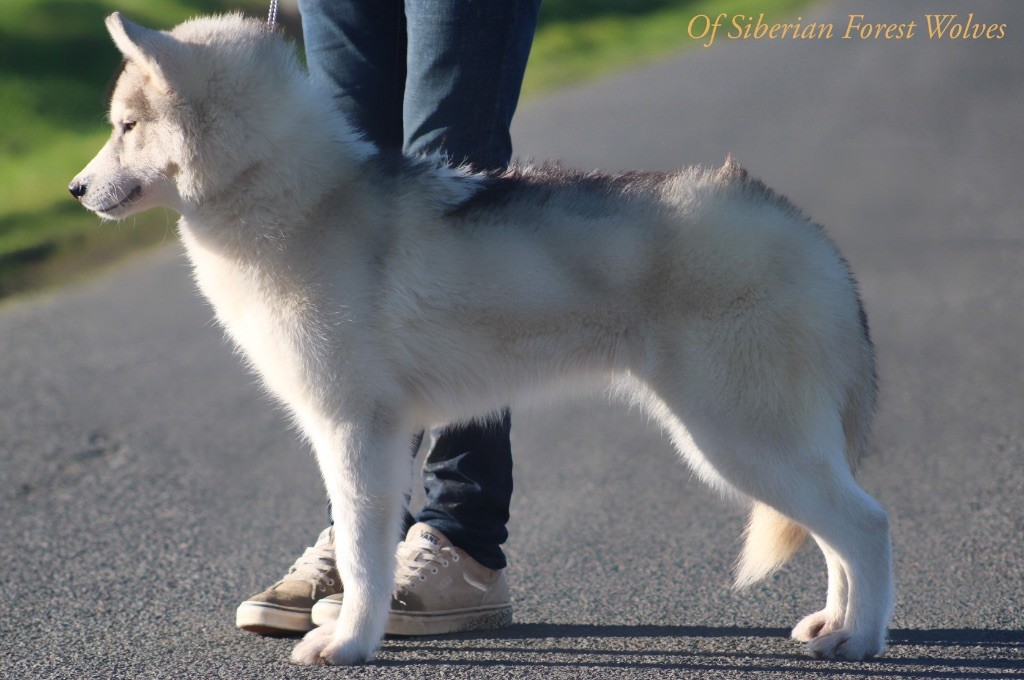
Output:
[524, 0, 812, 95]
[0, 0, 811, 298]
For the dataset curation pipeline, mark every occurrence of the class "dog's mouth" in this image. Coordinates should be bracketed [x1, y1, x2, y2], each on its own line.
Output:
[96, 185, 142, 215]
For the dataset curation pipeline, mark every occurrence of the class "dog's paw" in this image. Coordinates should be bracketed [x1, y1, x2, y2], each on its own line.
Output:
[289, 622, 376, 666]
[791, 609, 842, 642]
[805, 628, 886, 661]
[317, 638, 377, 666]
[290, 623, 335, 665]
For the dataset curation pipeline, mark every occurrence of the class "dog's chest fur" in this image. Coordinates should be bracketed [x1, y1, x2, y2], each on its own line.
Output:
[178, 226, 323, 411]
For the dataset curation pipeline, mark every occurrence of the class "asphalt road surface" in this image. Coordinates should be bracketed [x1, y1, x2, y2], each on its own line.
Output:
[2, 1, 1022, 677]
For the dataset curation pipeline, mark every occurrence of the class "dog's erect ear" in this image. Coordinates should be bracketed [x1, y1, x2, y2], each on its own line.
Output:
[105, 12, 183, 89]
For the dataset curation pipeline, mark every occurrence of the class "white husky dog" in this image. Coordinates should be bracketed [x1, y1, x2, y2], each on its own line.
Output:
[72, 13, 893, 665]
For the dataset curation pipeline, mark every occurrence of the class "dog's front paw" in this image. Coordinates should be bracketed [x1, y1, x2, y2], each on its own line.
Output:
[805, 628, 886, 661]
[290, 623, 335, 665]
[318, 638, 377, 666]
[289, 622, 377, 666]
[791, 609, 842, 642]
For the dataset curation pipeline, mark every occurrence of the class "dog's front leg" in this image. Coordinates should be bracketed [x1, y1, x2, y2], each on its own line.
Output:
[290, 410, 409, 666]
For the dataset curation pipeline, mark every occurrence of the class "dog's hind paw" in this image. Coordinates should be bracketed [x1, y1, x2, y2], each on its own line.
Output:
[791, 609, 842, 642]
[290, 622, 376, 665]
[805, 628, 886, 661]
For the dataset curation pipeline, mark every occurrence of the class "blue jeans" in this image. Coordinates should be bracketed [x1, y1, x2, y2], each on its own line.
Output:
[299, 0, 540, 570]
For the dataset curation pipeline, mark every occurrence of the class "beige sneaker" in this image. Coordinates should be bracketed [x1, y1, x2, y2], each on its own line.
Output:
[236, 527, 342, 634]
[310, 522, 512, 635]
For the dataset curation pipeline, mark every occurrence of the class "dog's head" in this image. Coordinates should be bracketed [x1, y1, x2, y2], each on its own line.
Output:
[70, 13, 301, 219]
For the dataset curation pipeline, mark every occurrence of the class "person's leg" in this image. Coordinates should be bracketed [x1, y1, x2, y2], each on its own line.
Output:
[416, 412, 512, 569]
[303, 0, 538, 570]
[402, 0, 540, 170]
[298, 0, 406, 151]
[401, 0, 540, 570]
[263, 0, 540, 636]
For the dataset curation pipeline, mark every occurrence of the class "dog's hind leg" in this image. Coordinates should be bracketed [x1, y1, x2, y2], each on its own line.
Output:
[796, 479, 893, 661]
[290, 411, 410, 666]
[657, 400, 893, 660]
[791, 537, 848, 642]
[744, 422, 890, 660]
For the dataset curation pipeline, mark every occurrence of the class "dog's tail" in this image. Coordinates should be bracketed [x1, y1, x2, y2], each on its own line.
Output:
[733, 502, 808, 589]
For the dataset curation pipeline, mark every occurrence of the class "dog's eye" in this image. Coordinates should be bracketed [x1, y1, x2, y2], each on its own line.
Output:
[121, 120, 137, 134]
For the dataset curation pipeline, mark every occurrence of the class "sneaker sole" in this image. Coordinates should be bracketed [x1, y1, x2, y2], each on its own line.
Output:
[236, 601, 314, 634]
[310, 598, 343, 627]
[388, 604, 513, 636]
[311, 598, 512, 636]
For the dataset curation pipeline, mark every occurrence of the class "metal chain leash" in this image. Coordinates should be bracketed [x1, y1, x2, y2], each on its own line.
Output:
[267, 0, 278, 28]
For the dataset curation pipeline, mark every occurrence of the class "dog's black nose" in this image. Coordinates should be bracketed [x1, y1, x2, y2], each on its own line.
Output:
[69, 181, 87, 199]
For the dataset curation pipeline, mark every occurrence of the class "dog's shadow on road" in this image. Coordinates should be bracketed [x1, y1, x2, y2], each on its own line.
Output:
[377, 624, 1024, 677]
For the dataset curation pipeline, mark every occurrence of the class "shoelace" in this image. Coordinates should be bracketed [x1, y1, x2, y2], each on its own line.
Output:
[394, 535, 459, 589]
[279, 528, 336, 585]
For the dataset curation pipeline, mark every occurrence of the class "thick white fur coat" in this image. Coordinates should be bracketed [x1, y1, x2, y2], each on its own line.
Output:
[72, 13, 894, 665]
